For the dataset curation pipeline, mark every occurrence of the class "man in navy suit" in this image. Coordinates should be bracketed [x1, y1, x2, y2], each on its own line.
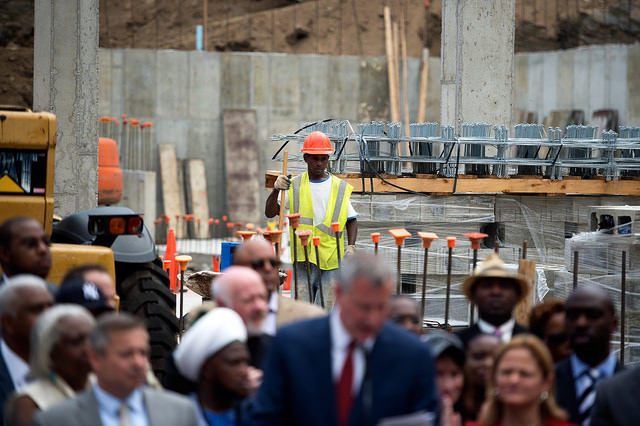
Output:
[248, 254, 439, 426]
[555, 285, 622, 425]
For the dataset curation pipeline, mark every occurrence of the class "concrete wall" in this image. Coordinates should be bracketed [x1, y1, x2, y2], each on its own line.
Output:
[514, 44, 638, 125]
[98, 49, 441, 226]
[35, 0, 100, 217]
[99, 44, 640, 226]
[441, 0, 515, 131]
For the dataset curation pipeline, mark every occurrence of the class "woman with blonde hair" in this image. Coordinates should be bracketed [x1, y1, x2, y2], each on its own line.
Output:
[471, 334, 575, 426]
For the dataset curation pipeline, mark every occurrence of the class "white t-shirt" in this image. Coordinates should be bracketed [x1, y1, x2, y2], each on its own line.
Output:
[282, 174, 358, 225]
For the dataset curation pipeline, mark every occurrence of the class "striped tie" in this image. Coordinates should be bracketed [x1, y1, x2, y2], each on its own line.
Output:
[578, 368, 600, 426]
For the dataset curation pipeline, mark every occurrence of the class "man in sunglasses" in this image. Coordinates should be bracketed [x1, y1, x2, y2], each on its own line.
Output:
[233, 239, 324, 337]
[555, 285, 622, 425]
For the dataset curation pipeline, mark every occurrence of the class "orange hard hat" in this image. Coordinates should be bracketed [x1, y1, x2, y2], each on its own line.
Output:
[301, 131, 334, 154]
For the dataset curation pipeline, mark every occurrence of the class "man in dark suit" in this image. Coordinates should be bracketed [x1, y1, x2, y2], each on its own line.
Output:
[247, 253, 439, 426]
[34, 313, 198, 426]
[590, 365, 640, 426]
[233, 239, 324, 335]
[455, 253, 529, 346]
[0, 274, 53, 422]
[555, 285, 622, 426]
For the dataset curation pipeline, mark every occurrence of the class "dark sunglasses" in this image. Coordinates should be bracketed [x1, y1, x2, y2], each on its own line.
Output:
[250, 258, 281, 270]
[391, 315, 420, 325]
[545, 331, 569, 345]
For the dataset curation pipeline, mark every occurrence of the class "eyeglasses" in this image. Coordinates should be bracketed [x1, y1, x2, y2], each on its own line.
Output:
[250, 258, 281, 270]
[391, 315, 420, 325]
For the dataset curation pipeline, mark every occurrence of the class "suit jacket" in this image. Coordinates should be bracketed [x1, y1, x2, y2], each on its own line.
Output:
[33, 386, 199, 426]
[247, 333, 272, 369]
[554, 356, 624, 424]
[0, 352, 14, 424]
[454, 322, 529, 347]
[275, 295, 325, 329]
[590, 365, 640, 426]
[247, 316, 439, 426]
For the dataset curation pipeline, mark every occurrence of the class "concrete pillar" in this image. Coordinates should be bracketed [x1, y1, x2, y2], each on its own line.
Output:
[441, 0, 516, 132]
[34, 0, 99, 217]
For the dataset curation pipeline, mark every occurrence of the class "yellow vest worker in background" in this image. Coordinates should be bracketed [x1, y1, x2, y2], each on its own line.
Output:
[266, 131, 358, 308]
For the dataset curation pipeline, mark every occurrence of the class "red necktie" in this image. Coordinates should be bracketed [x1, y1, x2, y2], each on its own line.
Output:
[336, 341, 356, 426]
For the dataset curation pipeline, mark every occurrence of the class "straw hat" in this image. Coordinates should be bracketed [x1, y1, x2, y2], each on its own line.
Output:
[462, 253, 529, 302]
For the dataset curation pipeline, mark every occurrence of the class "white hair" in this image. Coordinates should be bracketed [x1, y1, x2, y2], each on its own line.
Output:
[211, 266, 263, 306]
[29, 304, 95, 379]
[0, 274, 49, 319]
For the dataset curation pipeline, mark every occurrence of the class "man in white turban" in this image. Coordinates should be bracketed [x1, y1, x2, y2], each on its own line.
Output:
[173, 308, 254, 426]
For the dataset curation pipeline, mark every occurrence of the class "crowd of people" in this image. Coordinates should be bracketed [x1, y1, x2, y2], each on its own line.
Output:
[0, 211, 635, 426]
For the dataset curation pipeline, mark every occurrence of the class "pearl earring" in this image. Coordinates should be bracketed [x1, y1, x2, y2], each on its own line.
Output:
[540, 391, 549, 402]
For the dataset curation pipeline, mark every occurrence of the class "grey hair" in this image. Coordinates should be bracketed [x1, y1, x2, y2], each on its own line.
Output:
[29, 304, 95, 379]
[212, 266, 263, 306]
[0, 274, 49, 319]
[337, 253, 394, 291]
[89, 312, 146, 355]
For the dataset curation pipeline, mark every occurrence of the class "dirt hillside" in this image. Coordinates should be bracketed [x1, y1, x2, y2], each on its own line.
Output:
[2, 0, 639, 107]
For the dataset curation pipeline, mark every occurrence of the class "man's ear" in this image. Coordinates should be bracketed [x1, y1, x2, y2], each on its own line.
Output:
[88, 347, 101, 372]
[0, 246, 10, 269]
[1, 314, 14, 336]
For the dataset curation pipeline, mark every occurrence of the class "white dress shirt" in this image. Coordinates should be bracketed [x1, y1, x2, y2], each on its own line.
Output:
[330, 307, 375, 394]
[477, 317, 515, 343]
[92, 383, 149, 426]
[262, 292, 279, 336]
[1, 338, 29, 389]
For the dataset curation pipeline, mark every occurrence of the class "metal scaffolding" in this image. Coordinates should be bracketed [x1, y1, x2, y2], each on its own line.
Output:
[270, 120, 640, 181]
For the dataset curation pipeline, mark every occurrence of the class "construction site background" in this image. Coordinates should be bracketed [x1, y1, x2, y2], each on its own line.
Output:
[3, 0, 640, 107]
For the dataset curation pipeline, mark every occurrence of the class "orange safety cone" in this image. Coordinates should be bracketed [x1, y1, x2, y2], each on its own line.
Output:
[283, 269, 292, 292]
[212, 256, 220, 272]
[164, 229, 178, 292]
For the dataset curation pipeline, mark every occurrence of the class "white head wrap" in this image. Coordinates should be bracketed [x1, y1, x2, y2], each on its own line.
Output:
[173, 307, 247, 381]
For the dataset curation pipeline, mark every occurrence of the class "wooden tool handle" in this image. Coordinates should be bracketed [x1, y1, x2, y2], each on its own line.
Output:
[278, 152, 288, 231]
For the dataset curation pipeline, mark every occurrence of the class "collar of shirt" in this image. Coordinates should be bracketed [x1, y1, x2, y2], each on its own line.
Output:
[1, 272, 8, 284]
[308, 173, 332, 183]
[570, 351, 617, 394]
[329, 306, 375, 394]
[477, 317, 515, 342]
[262, 292, 279, 337]
[1, 338, 29, 389]
[92, 382, 148, 426]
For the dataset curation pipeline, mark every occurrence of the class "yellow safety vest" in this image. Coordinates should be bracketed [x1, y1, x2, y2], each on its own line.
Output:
[288, 172, 353, 270]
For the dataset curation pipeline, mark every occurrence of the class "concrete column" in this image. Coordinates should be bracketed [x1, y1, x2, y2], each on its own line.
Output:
[34, 0, 100, 217]
[441, 0, 516, 132]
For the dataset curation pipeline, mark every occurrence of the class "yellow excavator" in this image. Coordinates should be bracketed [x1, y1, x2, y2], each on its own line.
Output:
[0, 106, 176, 379]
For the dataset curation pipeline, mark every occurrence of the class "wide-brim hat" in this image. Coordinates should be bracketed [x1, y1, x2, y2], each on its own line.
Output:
[462, 252, 529, 302]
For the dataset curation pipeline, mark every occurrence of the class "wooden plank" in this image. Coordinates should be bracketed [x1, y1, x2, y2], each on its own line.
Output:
[266, 172, 640, 196]
[383, 6, 401, 123]
[340, 175, 640, 196]
[223, 109, 261, 225]
[184, 159, 210, 238]
[158, 144, 186, 238]
[416, 48, 429, 123]
[515, 259, 537, 325]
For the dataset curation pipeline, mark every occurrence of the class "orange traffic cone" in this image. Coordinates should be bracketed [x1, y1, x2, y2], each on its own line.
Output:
[283, 269, 292, 292]
[164, 229, 178, 292]
[212, 256, 220, 273]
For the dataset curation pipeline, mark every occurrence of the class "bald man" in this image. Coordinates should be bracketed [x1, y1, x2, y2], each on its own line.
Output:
[212, 266, 271, 368]
[233, 239, 324, 336]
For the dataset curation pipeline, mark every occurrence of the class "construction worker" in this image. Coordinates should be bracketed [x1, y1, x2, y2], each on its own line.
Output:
[265, 131, 358, 309]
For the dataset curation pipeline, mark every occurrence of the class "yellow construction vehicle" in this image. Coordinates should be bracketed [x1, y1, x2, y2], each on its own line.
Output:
[0, 106, 176, 378]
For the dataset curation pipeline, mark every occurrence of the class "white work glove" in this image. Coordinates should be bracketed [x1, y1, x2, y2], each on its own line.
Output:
[274, 174, 291, 190]
[345, 245, 357, 256]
